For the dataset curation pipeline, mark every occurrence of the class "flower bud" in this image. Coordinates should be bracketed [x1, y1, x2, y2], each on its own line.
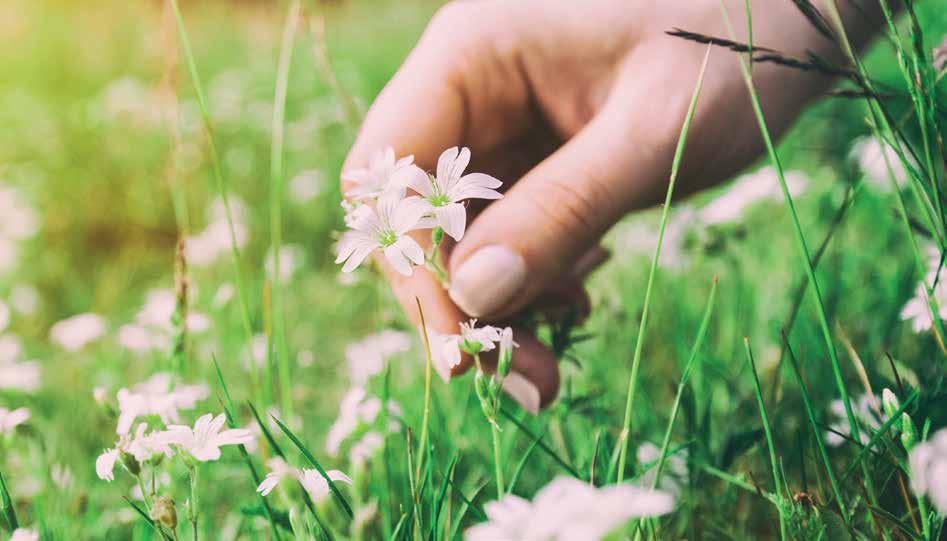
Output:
[431, 227, 444, 247]
[881, 388, 900, 420]
[901, 413, 917, 450]
[460, 339, 482, 356]
[150, 495, 177, 530]
[120, 452, 141, 476]
[474, 371, 490, 405]
[497, 327, 516, 378]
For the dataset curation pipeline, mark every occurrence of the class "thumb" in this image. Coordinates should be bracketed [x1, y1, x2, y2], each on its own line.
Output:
[446, 59, 684, 319]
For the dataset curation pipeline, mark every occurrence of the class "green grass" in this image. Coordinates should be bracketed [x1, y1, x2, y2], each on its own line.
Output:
[0, 0, 945, 539]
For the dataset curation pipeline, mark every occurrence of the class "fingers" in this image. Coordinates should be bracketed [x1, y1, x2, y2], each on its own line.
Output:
[446, 46, 699, 320]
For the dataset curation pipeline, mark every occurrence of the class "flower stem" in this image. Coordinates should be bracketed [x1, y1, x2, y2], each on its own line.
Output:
[426, 227, 450, 287]
[491, 423, 504, 498]
[186, 464, 199, 541]
[415, 298, 434, 483]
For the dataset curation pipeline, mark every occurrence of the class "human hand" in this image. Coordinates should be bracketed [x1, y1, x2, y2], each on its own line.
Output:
[341, 0, 879, 412]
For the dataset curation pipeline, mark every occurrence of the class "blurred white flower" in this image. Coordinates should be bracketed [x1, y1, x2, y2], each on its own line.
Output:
[0, 238, 17, 274]
[102, 77, 162, 126]
[242, 334, 268, 371]
[51, 463, 74, 490]
[95, 449, 120, 482]
[0, 360, 40, 392]
[185, 197, 250, 269]
[614, 207, 697, 272]
[412, 146, 503, 241]
[850, 136, 909, 191]
[935, 37, 947, 72]
[118, 289, 210, 356]
[0, 335, 20, 364]
[9, 285, 38, 315]
[50, 313, 106, 351]
[0, 301, 8, 333]
[326, 387, 400, 457]
[297, 349, 315, 368]
[342, 146, 426, 201]
[9, 528, 38, 541]
[825, 393, 885, 447]
[636, 442, 688, 495]
[212, 283, 235, 309]
[346, 330, 412, 385]
[131, 471, 170, 501]
[349, 431, 384, 467]
[265, 244, 304, 283]
[459, 319, 501, 354]
[0, 186, 40, 241]
[163, 413, 253, 461]
[908, 428, 947, 514]
[0, 407, 29, 435]
[289, 170, 324, 203]
[96, 423, 175, 481]
[115, 373, 209, 435]
[257, 457, 352, 502]
[423, 328, 462, 382]
[465, 476, 674, 541]
[900, 244, 947, 333]
[698, 167, 809, 226]
[336, 193, 428, 276]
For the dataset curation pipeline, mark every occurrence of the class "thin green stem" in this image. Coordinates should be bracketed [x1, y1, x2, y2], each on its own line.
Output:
[269, 0, 300, 421]
[743, 338, 786, 541]
[616, 45, 712, 482]
[167, 0, 261, 405]
[415, 298, 434, 484]
[491, 424, 505, 498]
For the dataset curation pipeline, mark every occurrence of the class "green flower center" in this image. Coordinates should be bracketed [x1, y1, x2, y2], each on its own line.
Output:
[379, 229, 398, 247]
[429, 193, 450, 207]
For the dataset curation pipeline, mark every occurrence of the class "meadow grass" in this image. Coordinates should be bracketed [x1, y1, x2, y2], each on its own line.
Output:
[0, 0, 945, 539]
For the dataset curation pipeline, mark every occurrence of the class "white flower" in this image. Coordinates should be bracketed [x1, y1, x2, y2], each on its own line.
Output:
[163, 413, 253, 461]
[0, 301, 9, 333]
[349, 431, 384, 467]
[9, 528, 38, 541]
[0, 407, 29, 435]
[9, 285, 38, 316]
[346, 330, 412, 385]
[850, 136, 909, 191]
[212, 283, 235, 309]
[465, 476, 674, 541]
[614, 207, 697, 272]
[256, 458, 352, 502]
[326, 387, 400, 457]
[422, 328, 462, 382]
[697, 167, 809, 226]
[51, 463, 74, 490]
[289, 170, 324, 203]
[0, 335, 21, 364]
[459, 319, 501, 354]
[342, 146, 426, 201]
[49, 313, 106, 351]
[265, 244, 304, 283]
[636, 442, 688, 495]
[908, 428, 947, 514]
[184, 197, 250, 268]
[935, 37, 947, 72]
[95, 449, 120, 482]
[299, 469, 353, 502]
[411, 147, 503, 241]
[115, 373, 209, 435]
[0, 359, 40, 392]
[0, 186, 39, 241]
[825, 393, 885, 447]
[335, 192, 428, 276]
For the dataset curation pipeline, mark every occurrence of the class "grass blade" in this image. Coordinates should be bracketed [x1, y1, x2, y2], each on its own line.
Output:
[0, 469, 18, 530]
[616, 44, 713, 482]
[498, 407, 579, 478]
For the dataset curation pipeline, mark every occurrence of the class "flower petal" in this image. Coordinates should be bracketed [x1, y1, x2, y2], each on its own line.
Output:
[434, 203, 467, 241]
[436, 147, 459, 186]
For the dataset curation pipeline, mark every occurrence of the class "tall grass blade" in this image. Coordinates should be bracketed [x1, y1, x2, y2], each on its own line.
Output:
[616, 44, 713, 482]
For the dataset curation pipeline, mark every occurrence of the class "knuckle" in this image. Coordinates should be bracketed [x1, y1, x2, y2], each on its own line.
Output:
[533, 176, 601, 235]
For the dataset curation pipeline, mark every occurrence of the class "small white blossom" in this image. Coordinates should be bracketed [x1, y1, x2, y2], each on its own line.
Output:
[256, 457, 352, 502]
[289, 170, 324, 203]
[459, 320, 501, 354]
[0, 359, 39, 392]
[342, 146, 426, 201]
[636, 442, 689, 495]
[163, 413, 253, 461]
[96, 423, 175, 481]
[908, 428, 947, 514]
[95, 449, 120, 482]
[265, 244, 304, 283]
[115, 373, 209, 435]
[335, 193, 428, 276]
[850, 136, 909, 191]
[0, 407, 29, 435]
[9, 528, 38, 541]
[326, 387, 400, 457]
[825, 393, 885, 447]
[9, 285, 38, 316]
[0, 301, 8, 333]
[465, 476, 674, 541]
[411, 147, 503, 241]
[49, 313, 106, 351]
[346, 330, 412, 385]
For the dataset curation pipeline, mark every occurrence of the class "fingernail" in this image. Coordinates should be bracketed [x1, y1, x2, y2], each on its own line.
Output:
[448, 245, 526, 317]
[502, 372, 541, 415]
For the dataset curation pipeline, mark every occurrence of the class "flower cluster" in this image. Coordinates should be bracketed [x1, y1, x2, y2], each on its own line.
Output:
[336, 146, 503, 277]
[49, 313, 106, 352]
[112, 372, 209, 436]
[117, 289, 210, 357]
[425, 320, 516, 383]
[465, 476, 674, 541]
[824, 392, 887, 447]
[908, 427, 947, 514]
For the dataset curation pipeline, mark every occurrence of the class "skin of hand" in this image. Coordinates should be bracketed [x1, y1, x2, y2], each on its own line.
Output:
[341, 0, 881, 413]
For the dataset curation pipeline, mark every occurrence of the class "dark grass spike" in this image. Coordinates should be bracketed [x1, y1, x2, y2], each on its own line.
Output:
[498, 407, 580, 478]
[389, 513, 408, 541]
[446, 477, 488, 525]
[270, 415, 355, 519]
[884, 353, 906, 397]
[789, 0, 838, 43]
[751, 52, 858, 79]
[122, 496, 174, 541]
[665, 28, 776, 54]
[868, 505, 924, 541]
[212, 358, 284, 541]
[0, 468, 17, 530]
[249, 402, 287, 459]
